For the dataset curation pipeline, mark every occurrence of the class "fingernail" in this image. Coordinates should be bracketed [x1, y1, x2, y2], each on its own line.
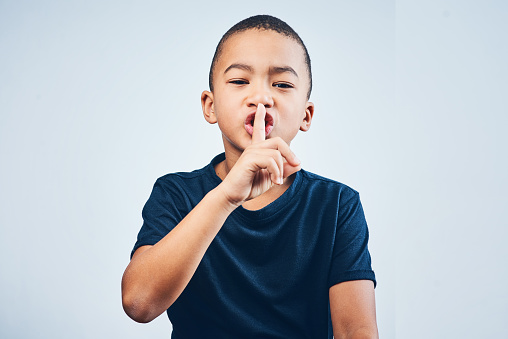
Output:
[294, 156, 301, 164]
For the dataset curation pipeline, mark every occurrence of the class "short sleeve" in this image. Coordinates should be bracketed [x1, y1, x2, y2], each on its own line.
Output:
[328, 191, 376, 288]
[130, 178, 186, 258]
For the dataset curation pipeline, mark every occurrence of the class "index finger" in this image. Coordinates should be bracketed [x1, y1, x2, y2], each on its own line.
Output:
[252, 103, 266, 144]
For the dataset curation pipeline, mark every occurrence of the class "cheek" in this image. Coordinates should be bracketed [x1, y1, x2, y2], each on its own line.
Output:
[280, 117, 302, 136]
[214, 93, 238, 114]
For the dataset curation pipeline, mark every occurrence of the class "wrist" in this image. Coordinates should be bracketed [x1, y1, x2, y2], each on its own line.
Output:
[210, 184, 243, 213]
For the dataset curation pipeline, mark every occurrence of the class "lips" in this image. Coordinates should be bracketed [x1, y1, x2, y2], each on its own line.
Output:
[244, 112, 274, 137]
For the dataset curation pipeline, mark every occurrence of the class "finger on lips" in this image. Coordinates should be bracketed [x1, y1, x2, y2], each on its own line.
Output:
[252, 103, 266, 144]
[249, 103, 300, 185]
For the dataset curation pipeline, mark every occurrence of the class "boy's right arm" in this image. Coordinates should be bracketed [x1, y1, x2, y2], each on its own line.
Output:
[121, 104, 301, 323]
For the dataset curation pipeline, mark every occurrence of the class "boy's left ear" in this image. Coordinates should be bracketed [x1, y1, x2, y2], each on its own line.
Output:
[201, 90, 217, 124]
[299, 102, 314, 132]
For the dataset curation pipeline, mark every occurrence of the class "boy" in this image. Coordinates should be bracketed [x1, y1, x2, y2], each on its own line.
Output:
[122, 15, 378, 338]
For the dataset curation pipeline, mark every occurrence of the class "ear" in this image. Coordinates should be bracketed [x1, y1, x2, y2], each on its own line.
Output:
[299, 101, 314, 132]
[201, 90, 217, 124]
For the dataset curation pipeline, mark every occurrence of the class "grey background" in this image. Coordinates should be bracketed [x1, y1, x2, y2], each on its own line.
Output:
[1, 0, 506, 338]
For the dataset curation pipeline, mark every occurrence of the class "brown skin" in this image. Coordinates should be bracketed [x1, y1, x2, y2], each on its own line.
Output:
[122, 28, 378, 338]
[330, 280, 378, 338]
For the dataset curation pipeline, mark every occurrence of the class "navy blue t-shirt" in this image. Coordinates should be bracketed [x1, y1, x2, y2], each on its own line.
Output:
[132, 153, 376, 338]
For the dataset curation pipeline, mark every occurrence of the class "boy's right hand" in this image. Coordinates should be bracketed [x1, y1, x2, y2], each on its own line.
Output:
[218, 103, 301, 207]
[123, 104, 301, 322]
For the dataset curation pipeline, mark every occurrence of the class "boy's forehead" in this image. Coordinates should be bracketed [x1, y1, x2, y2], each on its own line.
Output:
[217, 29, 307, 74]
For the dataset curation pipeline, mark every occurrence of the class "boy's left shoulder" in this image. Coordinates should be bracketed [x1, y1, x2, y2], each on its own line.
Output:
[299, 169, 360, 201]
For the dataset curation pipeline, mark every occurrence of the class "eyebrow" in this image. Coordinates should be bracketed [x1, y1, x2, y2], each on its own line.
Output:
[269, 66, 298, 78]
[223, 63, 299, 78]
[224, 63, 253, 74]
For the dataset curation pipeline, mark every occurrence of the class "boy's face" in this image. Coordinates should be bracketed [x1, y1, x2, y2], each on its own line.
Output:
[202, 29, 314, 155]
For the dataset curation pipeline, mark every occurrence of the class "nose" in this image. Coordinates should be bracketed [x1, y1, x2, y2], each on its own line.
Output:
[246, 82, 274, 109]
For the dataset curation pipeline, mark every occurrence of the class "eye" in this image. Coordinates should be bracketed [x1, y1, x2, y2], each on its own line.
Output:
[229, 79, 249, 85]
[273, 82, 294, 89]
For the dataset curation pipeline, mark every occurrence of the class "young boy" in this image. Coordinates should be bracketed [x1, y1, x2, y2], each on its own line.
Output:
[122, 15, 378, 338]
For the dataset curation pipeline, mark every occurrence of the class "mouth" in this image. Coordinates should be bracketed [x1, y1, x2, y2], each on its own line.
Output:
[244, 112, 274, 137]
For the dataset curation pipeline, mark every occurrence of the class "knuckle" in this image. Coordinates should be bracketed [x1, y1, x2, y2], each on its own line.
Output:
[272, 150, 283, 161]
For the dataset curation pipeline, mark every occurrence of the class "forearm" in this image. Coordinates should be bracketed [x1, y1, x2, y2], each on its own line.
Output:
[121, 186, 238, 322]
[330, 281, 378, 339]
[334, 327, 379, 339]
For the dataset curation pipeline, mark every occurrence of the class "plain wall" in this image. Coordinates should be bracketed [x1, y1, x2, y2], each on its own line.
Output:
[1, 1, 506, 338]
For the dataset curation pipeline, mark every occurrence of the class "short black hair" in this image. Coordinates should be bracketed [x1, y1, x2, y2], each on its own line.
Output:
[209, 15, 312, 99]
